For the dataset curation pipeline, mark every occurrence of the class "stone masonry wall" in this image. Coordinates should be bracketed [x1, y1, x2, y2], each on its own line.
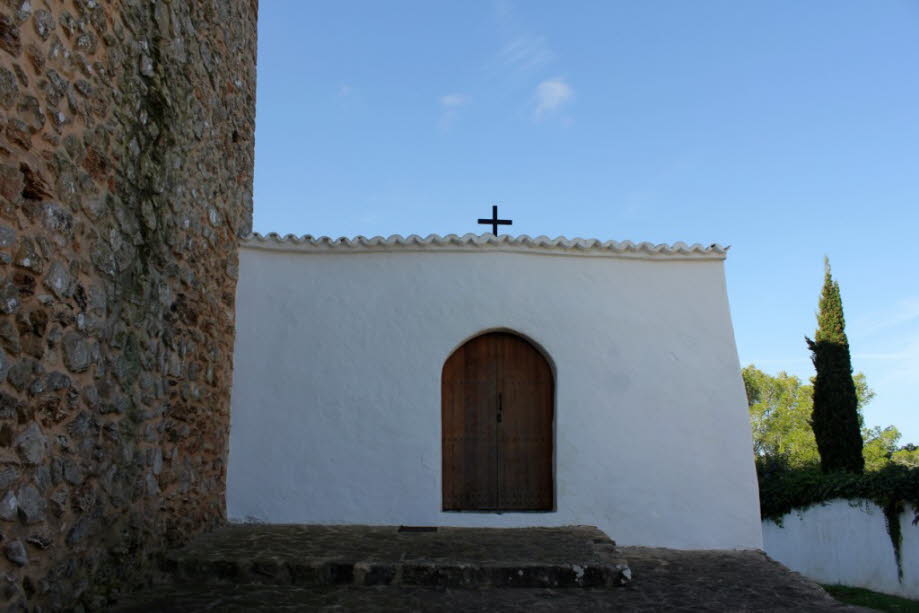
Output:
[0, 1, 256, 610]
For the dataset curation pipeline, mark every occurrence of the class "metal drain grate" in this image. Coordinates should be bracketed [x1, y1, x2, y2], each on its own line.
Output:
[398, 526, 438, 533]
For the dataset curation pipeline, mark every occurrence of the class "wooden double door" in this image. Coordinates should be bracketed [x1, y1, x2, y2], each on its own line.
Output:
[441, 332, 554, 511]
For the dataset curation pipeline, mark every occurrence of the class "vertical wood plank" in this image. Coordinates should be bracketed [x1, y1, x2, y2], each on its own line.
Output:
[442, 335, 498, 510]
[497, 333, 554, 511]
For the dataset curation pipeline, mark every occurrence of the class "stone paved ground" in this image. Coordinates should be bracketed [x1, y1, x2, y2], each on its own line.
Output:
[169, 524, 620, 565]
[162, 524, 627, 588]
[112, 526, 870, 612]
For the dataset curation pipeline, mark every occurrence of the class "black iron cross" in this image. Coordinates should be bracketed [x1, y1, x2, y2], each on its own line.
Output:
[477, 205, 513, 235]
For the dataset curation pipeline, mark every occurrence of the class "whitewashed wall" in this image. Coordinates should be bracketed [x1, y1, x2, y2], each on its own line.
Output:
[227, 237, 762, 549]
[764, 500, 919, 598]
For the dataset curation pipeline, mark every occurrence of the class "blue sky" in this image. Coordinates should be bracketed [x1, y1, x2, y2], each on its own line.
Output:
[253, 1, 919, 444]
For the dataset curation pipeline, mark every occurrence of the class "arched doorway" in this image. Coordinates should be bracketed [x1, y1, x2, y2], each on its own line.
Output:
[442, 332, 554, 511]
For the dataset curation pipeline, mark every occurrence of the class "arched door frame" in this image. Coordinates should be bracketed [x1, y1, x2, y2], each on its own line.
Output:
[441, 327, 558, 380]
[440, 329, 556, 512]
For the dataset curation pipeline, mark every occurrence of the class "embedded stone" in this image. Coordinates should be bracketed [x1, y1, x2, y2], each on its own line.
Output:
[48, 487, 67, 517]
[62, 332, 90, 372]
[42, 261, 71, 298]
[58, 11, 76, 37]
[0, 466, 18, 490]
[42, 202, 73, 236]
[67, 411, 95, 438]
[33, 465, 51, 494]
[47, 371, 70, 390]
[28, 374, 46, 395]
[87, 283, 106, 314]
[49, 456, 62, 484]
[80, 385, 100, 412]
[4, 540, 27, 566]
[14, 422, 46, 464]
[140, 54, 154, 77]
[0, 67, 17, 109]
[0, 225, 16, 247]
[45, 69, 67, 94]
[17, 95, 44, 133]
[0, 165, 23, 202]
[62, 459, 83, 485]
[14, 238, 43, 273]
[0, 318, 19, 353]
[7, 360, 33, 390]
[0, 15, 22, 57]
[151, 447, 163, 475]
[26, 534, 52, 550]
[32, 9, 54, 40]
[0, 348, 8, 383]
[0, 490, 17, 521]
[90, 241, 115, 277]
[0, 391, 19, 419]
[145, 472, 160, 496]
[66, 515, 91, 545]
[25, 41, 42, 74]
[0, 281, 21, 314]
[13, 1, 31, 23]
[5, 117, 30, 149]
[16, 483, 45, 524]
[74, 79, 92, 97]
[76, 32, 96, 54]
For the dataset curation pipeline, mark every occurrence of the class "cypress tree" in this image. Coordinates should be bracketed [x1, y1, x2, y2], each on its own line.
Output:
[805, 258, 864, 473]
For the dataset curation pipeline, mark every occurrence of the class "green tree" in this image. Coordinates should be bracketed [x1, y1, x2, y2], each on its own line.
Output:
[893, 444, 919, 468]
[862, 426, 901, 471]
[743, 365, 819, 467]
[743, 366, 887, 470]
[805, 258, 864, 473]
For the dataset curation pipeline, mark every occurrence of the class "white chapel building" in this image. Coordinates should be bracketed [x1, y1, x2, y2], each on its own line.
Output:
[226, 232, 763, 550]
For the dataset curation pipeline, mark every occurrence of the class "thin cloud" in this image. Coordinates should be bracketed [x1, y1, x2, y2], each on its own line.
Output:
[863, 332, 919, 386]
[338, 84, 353, 97]
[853, 296, 919, 340]
[440, 93, 471, 109]
[439, 93, 472, 130]
[533, 78, 573, 119]
[487, 1, 556, 92]
[497, 35, 554, 75]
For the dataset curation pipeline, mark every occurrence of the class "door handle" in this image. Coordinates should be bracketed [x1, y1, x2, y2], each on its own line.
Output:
[497, 392, 503, 423]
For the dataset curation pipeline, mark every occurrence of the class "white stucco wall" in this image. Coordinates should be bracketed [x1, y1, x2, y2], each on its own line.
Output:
[764, 500, 919, 598]
[227, 236, 762, 549]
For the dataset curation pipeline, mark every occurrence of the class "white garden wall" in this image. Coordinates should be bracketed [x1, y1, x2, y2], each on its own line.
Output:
[763, 500, 919, 598]
[227, 234, 762, 549]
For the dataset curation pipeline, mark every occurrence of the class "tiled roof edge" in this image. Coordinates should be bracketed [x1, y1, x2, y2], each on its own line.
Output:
[242, 233, 729, 260]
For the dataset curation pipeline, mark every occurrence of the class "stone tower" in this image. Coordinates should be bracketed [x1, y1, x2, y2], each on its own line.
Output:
[0, 1, 257, 609]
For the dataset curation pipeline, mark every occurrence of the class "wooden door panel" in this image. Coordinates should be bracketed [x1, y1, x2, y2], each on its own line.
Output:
[442, 335, 498, 510]
[496, 334, 554, 510]
[442, 332, 553, 511]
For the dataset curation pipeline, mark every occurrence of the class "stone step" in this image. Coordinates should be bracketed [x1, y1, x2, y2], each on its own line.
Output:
[116, 547, 868, 613]
[163, 524, 631, 589]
